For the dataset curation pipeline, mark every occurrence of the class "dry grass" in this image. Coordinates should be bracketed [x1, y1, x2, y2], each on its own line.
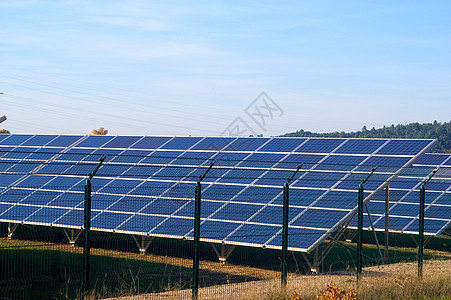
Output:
[109, 259, 451, 300]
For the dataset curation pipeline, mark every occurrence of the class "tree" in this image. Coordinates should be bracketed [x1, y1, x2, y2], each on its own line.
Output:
[92, 127, 108, 135]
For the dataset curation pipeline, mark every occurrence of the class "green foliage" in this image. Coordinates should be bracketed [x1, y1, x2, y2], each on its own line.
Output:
[283, 121, 451, 153]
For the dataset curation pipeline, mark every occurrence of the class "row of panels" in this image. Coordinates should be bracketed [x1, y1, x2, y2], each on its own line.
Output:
[0, 134, 435, 155]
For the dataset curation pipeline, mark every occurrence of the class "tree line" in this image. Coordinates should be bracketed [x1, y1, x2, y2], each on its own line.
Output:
[283, 121, 451, 153]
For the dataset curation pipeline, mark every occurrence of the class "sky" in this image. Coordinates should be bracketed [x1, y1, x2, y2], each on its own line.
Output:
[0, 0, 450, 137]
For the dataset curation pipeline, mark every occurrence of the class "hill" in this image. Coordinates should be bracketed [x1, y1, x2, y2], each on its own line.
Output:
[283, 121, 451, 153]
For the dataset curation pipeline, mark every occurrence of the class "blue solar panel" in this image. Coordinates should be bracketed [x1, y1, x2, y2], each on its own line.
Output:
[414, 153, 450, 166]
[129, 136, 172, 149]
[377, 139, 434, 155]
[211, 203, 261, 222]
[259, 138, 307, 152]
[316, 155, 366, 171]
[152, 217, 192, 237]
[295, 139, 344, 153]
[232, 186, 281, 204]
[160, 137, 203, 150]
[0, 135, 33, 146]
[46, 135, 84, 147]
[218, 169, 266, 184]
[202, 185, 245, 201]
[249, 206, 303, 225]
[26, 207, 68, 224]
[174, 200, 225, 218]
[0, 134, 438, 253]
[267, 227, 327, 250]
[117, 214, 166, 233]
[239, 153, 285, 168]
[172, 151, 215, 166]
[390, 203, 419, 217]
[191, 137, 235, 151]
[0, 174, 24, 187]
[291, 208, 349, 229]
[335, 139, 386, 154]
[425, 205, 451, 220]
[0, 205, 40, 221]
[226, 224, 280, 245]
[141, 198, 188, 215]
[223, 137, 270, 151]
[277, 153, 325, 169]
[21, 135, 58, 146]
[50, 192, 84, 208]
[404, 219, 449, 235]
[102, 136, 144, 149]
[140, 150, 183, 164]
[434, 192, 451, 205]
[294, 171, 345, 189]
[92, 212, 131, 229]
[193, 220, 241, 240]
[256, 170, 305, 186]
[75, 135, 115, 148]
[213, 152, 250, 167]
[0, 135, 10, 143]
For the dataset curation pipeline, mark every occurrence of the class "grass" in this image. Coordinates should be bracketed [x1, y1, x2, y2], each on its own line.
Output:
[0, 228, 450, 299]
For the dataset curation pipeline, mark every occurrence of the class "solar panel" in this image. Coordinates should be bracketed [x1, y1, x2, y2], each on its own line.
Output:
[349, 153, 451, 235]
[0, 135, 436, 253]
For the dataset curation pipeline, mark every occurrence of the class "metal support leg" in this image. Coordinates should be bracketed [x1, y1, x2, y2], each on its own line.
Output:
[132, 235, 155, 255]
[7, 223, 19, 239]
[63, 229, 83, 246]
[210, 243, 236, 264]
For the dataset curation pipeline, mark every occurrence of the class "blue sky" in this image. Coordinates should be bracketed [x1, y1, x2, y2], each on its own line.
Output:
[1, 1, 450, 136]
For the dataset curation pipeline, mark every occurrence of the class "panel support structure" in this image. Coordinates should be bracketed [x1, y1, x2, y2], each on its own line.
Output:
[63, 229, 83, 246]
[7, 223, 19, 239]
[192, 162, 214, 300]
[357, 168, 376, 285]
[132, 235, 155, 255]
[418, 168, 437, 279]
[83, 156, 105, 298]
[384, 185, 390, 263]
[281, 165, 302, 287]
[210, 243, 236, 264]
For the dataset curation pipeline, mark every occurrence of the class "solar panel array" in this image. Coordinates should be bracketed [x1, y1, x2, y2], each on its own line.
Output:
[350, 153, 451, 235]
[0, 134, 435, 252]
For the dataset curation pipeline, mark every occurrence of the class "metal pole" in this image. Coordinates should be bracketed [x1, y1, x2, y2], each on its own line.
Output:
[384, 185, 390, 263]
[83, 178, 92, 297]
[357, 183, 364, 284]
[357, 168, 376, 285]
[82, 157, 105, 298]
[281, 181, 289, 286]
[281, 165, 302, 287]
[418, 184, 425, 278]
[192, 162, 214, 300]
[418, 168, 438, 279]
[192, 180, 201, 300]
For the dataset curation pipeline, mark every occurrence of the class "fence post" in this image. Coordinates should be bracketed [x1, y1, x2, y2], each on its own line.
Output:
[357, 168, 376, 285]
[418, 168, 438, 278]
[281, 165, 302, 287]
[83, 157, 105, 298]
[192, 162, 214, 300]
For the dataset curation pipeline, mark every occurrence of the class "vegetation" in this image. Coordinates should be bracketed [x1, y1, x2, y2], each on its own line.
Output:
[92, 127, 108, 135]
[283, 121, 451, 153]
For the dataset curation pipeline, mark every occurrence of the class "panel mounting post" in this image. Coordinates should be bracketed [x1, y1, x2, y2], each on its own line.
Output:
[418, 168, 438, 279]
[192, 161, 214, 300]
[357, 167, 376, 285]
[7, 223, 19, 239]
[281, 165, 302, 287]
[83, 156, 105, 298]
